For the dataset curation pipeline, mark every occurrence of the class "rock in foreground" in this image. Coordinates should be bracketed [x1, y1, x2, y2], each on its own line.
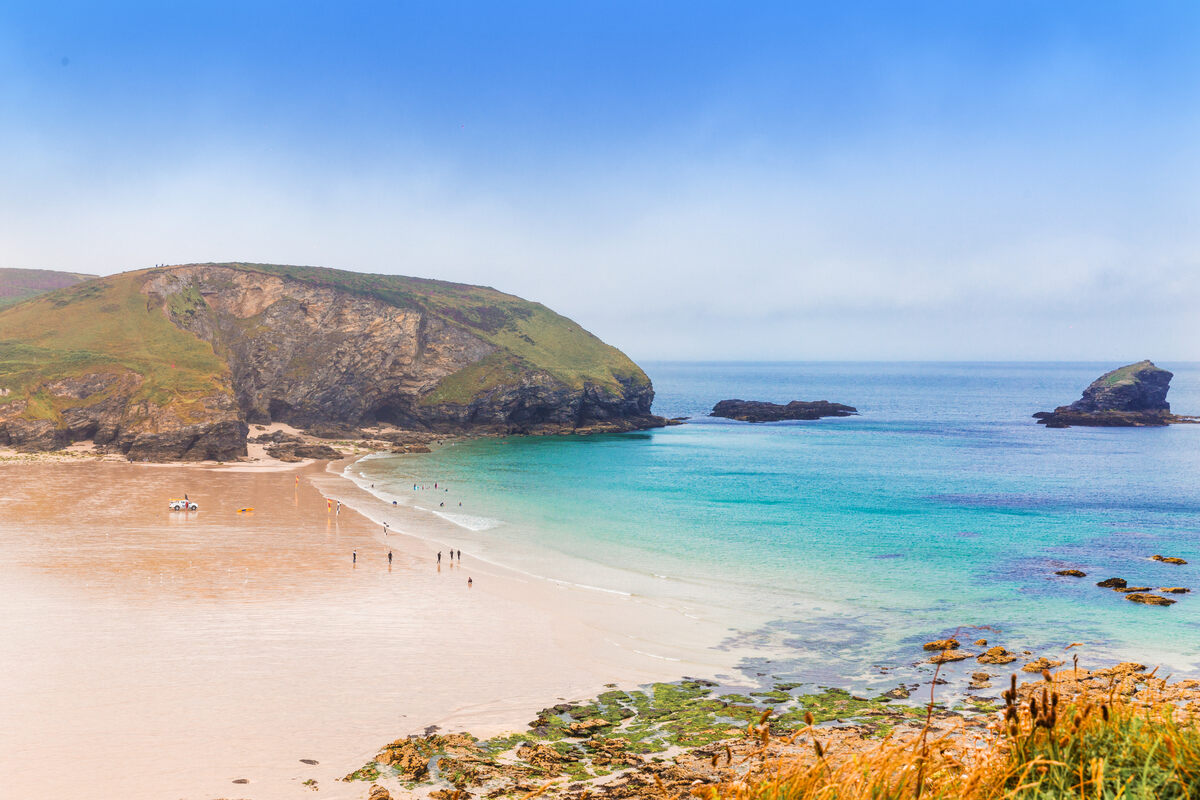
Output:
[710, 399, 858, 423]
[1033, 360, 1189, 428]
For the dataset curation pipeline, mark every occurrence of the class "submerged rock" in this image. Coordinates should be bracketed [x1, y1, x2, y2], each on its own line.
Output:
[1054, 569, 1086, 577]
[976, 647, 1018, 665]
[1152, 554, 1188, 565]
[1021, 657, 1064, 672]
[922, 638, 960, 651]
[710, 399, 858, 423]
[929, 650, 973, 664]
[1034, 360, 1186, 428]
[1126, 593, 1177, 606]
[1096, 577, 1127, 589]
[1160, 587, 1191, 593]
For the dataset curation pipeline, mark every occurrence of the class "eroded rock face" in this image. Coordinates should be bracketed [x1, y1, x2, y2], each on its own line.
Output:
[0, 370, 246, 461]
[144, 266, 658, 434]
[1034, 361, 1179, 427]
[710, 399, 857, 423]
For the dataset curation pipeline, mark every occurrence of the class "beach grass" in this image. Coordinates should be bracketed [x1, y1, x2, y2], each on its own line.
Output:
[702, 676, 1200, 800]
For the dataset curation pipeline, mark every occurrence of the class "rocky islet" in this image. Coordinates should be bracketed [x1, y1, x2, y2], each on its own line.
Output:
[1034, 360, 1196, 428]
[709, 399, 858, 422]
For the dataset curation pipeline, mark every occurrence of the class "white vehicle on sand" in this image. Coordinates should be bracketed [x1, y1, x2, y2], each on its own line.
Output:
[168, 499, 198, 511]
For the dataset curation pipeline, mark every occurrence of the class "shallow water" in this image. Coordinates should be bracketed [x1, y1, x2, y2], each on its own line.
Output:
[352, 362, 1200, 680]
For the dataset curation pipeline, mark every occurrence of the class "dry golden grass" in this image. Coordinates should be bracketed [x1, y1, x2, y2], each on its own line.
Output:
[692, 668, 1200, 800]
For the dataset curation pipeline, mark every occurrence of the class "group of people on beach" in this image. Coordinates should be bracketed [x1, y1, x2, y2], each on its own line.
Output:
[335, 480, 472, 587]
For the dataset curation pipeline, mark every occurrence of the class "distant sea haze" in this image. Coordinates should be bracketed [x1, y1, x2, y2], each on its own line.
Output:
[353, 362, 1200, 681]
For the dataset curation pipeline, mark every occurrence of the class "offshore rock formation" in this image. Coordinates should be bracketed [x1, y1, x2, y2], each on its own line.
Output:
[1033, 361, 1187, 428]
[0, 263, 664, 460]
[710, 399, 858, 423]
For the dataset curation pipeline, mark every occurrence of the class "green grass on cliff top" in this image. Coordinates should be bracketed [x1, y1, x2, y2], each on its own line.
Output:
[1101, 360, 1160, 387]
[224, 262, 648, 403]
[0, 272, 232, 421]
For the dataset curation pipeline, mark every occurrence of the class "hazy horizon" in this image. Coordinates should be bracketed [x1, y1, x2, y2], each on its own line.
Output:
[2, 2, 1198, 362]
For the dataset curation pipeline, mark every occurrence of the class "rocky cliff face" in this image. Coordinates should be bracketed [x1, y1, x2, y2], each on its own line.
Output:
[0, 370, 247, 461]
[1034, 361, 1178, 428]
[0, 263, 661, 459]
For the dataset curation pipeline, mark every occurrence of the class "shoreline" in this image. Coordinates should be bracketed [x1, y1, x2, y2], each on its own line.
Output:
[2, 451, 1197, 798]
[312, 456, 758, 723]
[0, 458, 742, 800]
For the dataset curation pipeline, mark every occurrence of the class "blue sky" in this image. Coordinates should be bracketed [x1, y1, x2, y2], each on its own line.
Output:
[2, 1, 1199, 360]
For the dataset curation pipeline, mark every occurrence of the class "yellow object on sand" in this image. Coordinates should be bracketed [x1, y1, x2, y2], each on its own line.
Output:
[237, 507, 254, 513]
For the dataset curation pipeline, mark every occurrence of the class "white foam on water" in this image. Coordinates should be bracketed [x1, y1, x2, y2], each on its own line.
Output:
[428, 509, 503, 531]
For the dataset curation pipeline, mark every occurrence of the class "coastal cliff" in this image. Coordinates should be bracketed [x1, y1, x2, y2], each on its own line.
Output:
[1034, 361, 1186, 428]
[0, 263, 662, 460]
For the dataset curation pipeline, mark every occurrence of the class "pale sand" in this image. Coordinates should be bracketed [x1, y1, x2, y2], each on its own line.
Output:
[0, 460, 746, 799]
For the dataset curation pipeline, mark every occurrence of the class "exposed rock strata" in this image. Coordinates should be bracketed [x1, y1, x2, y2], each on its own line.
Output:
[710, 399, 858, 423]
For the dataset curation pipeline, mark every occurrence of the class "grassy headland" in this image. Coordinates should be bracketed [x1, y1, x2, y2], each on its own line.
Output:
[0, 263, 654, 453]
[0, 267, 94, 309]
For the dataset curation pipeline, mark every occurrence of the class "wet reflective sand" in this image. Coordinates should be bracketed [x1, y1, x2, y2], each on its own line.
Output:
[0, 461, 732, 799]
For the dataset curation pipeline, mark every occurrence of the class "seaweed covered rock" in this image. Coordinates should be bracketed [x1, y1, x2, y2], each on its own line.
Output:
[1126, 593, 1176, 606]
[977, 646, 1018, 665]
[922, 638, 960, 651]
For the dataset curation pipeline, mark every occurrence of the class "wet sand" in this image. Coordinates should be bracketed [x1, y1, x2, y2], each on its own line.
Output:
[0, 460, 742, 799]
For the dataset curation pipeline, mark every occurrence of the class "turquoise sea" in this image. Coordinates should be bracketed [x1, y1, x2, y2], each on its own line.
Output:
[350, 362, 1200, 686]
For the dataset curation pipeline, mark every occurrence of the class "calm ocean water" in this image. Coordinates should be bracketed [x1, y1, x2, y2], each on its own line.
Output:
[351, 362, 1200, 684]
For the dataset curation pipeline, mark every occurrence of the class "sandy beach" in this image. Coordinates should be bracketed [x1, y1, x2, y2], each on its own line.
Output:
[0, 458, 743, 800]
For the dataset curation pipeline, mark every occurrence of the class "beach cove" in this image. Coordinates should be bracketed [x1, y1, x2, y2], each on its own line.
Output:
[0, 459, 745, 800]
[4, 363, 1200, 798]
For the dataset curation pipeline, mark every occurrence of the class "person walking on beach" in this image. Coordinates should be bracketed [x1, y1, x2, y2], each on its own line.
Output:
[352, 550, 357, 564]
[387, 551, 393, 565]
[437, 551, 441, 565]
[467, 577, 473, 587]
